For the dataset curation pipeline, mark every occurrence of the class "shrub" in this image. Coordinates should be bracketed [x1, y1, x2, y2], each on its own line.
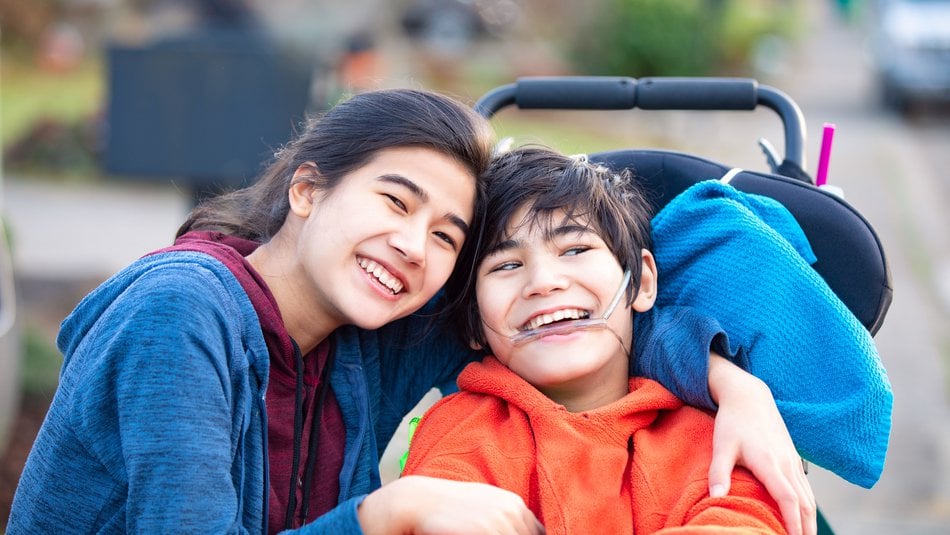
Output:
[567, 0, 802, 77]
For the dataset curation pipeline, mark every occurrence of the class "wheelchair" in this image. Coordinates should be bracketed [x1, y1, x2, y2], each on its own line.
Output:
[474, 76, 893, 534]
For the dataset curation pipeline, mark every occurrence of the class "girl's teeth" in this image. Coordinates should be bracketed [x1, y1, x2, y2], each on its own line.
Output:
[359, 257, 403, 294]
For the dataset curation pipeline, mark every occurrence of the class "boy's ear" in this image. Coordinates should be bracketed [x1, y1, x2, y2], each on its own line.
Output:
[631, 249, 658, 313]
[288, 163, 320, 218]
[469, 322, 485, 350]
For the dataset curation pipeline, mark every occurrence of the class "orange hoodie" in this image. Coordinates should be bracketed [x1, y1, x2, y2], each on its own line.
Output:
[402, 357, 786, 534]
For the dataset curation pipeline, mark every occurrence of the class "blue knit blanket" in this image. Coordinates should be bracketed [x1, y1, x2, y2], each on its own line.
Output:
[651, 180, 892, 488]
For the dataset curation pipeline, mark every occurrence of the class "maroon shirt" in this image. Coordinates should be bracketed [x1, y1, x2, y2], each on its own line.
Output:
[170, 231, 345, 533]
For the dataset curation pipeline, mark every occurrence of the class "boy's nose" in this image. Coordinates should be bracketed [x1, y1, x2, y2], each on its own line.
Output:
[522, 262, 570, 298]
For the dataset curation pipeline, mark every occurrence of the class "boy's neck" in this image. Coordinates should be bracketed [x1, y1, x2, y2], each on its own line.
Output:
[538, 359, 631, 413]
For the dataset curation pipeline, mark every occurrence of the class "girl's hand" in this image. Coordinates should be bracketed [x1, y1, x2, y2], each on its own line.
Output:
[358, 475, 545, 535]
[707, 354, 817, 535]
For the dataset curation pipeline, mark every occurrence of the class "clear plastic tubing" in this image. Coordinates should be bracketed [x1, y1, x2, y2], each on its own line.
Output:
[508, 269, 632, 346]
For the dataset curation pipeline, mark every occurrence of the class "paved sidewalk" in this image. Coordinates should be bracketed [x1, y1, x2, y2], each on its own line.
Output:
[1, 178, 190, 281]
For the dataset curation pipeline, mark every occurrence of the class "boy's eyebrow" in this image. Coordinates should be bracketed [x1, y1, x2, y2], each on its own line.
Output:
[378, 174, 470, 235]
[483, 238, 520, 259]
[545, 223, 594, 241]
[483, 223, 594, 258]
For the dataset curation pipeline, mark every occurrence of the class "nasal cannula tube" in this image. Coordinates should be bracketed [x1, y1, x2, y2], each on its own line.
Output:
[508, 269, 632, 346]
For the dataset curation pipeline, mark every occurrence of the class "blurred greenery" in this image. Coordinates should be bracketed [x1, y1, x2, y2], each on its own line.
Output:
[567, 0, 804, 77]
[1, 53, 102, 150]
[491, 112, 652, 155]
[1, 51, 103, 182]
[21, 325, 62, 396]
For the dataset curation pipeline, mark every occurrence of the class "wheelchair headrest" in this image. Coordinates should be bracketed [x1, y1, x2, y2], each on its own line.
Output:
[591, 149, 893, 335]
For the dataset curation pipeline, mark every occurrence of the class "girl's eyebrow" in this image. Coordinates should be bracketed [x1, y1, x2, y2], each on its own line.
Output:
[379, 174, 428, 201]
[377, 174, 470, 235]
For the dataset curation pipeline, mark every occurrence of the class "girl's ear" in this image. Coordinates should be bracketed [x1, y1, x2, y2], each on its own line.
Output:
[631, 249, 658, 313]
[288, 163, 320, 218]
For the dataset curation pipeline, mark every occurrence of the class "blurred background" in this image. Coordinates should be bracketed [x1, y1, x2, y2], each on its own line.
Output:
[1, 0, 948, 533]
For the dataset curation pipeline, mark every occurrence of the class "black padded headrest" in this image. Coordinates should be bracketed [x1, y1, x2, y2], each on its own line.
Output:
[592, 149, 893, 335]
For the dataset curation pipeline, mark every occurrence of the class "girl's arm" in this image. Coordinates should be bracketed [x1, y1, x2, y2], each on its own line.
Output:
[707, 354, 815, 535]
[357, 476, 543, 535]
[636, 183, 892, 535]
[289, 480, 541, 535]
[644, 181, 892, 491]
[633, 307, 815, 535]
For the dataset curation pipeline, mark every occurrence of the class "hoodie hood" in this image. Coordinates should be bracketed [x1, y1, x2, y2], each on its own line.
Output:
[161, 231, 299, 381]
[56, 231, 271, 374]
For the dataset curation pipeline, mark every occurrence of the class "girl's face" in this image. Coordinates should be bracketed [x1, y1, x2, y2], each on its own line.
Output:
[293, 146, 476, 332]
[475, 205, 656, 410]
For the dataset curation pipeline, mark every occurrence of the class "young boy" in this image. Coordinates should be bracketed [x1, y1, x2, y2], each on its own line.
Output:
[401, 147, 788, 534]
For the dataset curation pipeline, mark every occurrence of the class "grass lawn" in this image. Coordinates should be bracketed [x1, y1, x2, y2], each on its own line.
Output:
[0, 51, 104, 151]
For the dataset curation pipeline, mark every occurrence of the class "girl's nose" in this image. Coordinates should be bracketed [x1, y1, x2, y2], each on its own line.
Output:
[389, 219, 427, 267]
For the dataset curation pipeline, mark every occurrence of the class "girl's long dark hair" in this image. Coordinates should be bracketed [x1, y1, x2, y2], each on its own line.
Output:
[177, 89, 494, 243]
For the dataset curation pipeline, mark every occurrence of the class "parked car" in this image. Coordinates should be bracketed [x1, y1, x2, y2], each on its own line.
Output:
[870, 0, 950, 112]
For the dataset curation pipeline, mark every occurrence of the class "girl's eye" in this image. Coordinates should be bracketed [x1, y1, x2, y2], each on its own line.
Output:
[433, 231, 458, 250]
[384, 194, 407, 212]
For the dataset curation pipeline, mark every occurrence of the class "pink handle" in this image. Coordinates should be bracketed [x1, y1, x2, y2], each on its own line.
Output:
[816, 123, 836, 186]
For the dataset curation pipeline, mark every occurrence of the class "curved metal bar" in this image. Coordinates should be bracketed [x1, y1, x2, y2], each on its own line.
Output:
[757, 84, 807, 168]
[473, 83, 517, 118]
[474, 77, 808, 169]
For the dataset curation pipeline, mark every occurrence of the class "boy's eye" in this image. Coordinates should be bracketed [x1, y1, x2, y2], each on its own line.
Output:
[490, 261, 521, 273]
[563, 245, 591, 256]
[384, 194, 407, 212]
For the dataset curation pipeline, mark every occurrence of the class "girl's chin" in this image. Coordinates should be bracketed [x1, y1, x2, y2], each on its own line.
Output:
[348, 305, 416, 331]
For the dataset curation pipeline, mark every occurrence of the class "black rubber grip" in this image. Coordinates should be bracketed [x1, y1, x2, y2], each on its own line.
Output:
[635, 77, 758, 110]
[515, 76, 637, 109]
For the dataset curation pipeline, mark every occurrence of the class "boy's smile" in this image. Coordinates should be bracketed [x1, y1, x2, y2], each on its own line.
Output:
[520, 307, 591, 332]
[475, 205, 657, 411]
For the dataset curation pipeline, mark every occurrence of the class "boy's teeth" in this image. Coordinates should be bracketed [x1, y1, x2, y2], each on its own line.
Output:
[358, 258, 403, 294]
[523, 309, 590, 331]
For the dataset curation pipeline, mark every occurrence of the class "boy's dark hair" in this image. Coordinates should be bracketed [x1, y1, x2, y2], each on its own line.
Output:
[446, 145, 655, 349]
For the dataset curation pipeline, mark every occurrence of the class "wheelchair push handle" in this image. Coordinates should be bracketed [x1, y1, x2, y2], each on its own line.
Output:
[474, 76, 806, 168]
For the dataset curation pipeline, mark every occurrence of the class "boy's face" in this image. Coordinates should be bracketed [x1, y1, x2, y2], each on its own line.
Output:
[475, 204, 657, 406]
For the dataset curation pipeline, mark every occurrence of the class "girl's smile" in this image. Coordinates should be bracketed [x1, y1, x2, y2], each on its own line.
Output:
[249, 146, 476, 349]
[358, 255, 406, 296]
